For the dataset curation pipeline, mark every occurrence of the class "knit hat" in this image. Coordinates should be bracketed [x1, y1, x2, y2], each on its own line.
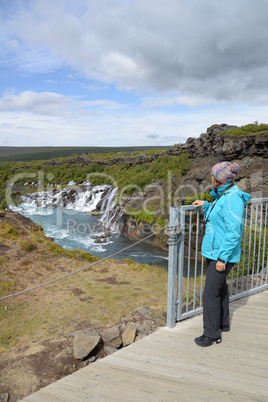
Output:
[212, 162, 240, 184]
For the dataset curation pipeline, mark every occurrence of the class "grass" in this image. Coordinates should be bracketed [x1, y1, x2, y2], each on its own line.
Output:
[0, 210, 205, 354]
[0, 210, 169, 353]
[222, 122, 268, 137]
[0, 260, 169, 352]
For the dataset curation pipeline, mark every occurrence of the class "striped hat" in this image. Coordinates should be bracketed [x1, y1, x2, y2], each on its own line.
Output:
[212, 162, 240, 184]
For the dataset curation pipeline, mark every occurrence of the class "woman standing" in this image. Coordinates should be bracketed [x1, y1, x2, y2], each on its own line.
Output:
[192, 162, 251, 347]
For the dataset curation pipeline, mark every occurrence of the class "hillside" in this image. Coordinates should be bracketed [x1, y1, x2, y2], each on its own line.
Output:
[0, 145, 168, 162]
[0, 209, 168, 400]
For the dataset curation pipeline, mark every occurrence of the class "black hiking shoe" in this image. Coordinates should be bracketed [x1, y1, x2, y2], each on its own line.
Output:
[194, 334, 222, 347]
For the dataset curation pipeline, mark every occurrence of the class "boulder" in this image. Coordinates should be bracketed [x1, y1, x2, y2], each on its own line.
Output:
[101, 324, 122, 348]
[122, 324, 137, 346]
[73, 333, 101, 360]
[103, 345, 118, 356]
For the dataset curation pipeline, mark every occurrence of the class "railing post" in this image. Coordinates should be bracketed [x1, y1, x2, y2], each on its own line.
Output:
[177, 205, 185, 321]
[167, 207, 179, 328]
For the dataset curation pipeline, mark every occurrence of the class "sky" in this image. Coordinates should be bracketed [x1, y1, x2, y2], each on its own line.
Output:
[1, 0, 268, 147]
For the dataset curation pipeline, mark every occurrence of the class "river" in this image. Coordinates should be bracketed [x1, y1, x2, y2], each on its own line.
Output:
[14, 203, 169, 270]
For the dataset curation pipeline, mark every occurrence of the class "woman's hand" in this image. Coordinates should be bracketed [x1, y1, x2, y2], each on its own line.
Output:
[216, 261, 226, 272]
[192, 200, 206, 208]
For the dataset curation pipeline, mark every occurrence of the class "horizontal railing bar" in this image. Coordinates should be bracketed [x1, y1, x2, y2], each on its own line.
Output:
[179, 198, 268, 211]
[248, 197, 268, 203]
[179, 307, 203, 321]
[229, 284, 268, 302]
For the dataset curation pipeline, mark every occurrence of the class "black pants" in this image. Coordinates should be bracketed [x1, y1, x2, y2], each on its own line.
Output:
[203, 259, 234, 339]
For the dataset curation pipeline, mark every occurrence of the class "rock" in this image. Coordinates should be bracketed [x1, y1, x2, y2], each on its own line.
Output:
[101, 324, 122, 348]
[135, 333, 146, 341]
[84, 356, 97, 366]
[0, 394, 10, 402]
[73, 333, 101, 360]
[122, 324, 137, 346]
[103, 345, 118, 356]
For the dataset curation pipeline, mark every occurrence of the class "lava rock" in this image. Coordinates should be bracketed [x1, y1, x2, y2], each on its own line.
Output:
[101, 325, 122, 348]
[73, 333, 101, 360]
[122, 324, 137, 346]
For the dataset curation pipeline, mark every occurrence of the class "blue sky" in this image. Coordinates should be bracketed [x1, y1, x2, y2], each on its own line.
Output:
[1, 0, 268, 147]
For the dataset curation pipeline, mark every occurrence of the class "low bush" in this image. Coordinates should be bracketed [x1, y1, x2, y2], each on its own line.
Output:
[185, 192, 213, 205]
[222, 123, 268, 137]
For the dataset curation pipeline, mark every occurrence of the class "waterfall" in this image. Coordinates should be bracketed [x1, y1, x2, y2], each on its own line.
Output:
[20, 183, 123, 232]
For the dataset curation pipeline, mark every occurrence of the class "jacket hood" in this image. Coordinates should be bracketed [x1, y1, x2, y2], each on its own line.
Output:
[224, 185, 252, 206]
[210, 184, 252, 206]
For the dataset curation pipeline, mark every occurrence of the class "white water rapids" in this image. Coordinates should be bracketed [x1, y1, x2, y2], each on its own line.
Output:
[14, 183, 168, 268]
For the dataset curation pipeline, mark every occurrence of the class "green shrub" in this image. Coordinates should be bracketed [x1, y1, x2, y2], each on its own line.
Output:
[222, 123, 268, 137]
[125, 208, 156, 224]
[185, 192, 213, 205]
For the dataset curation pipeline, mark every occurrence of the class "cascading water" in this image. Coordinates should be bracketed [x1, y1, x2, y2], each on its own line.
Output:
[100, 187, 124, 232]
[13, 182, 168, 268]
[20, 183, 123, 231]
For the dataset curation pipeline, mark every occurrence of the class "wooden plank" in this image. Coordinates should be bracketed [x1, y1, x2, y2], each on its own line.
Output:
[60, 370, 228, 401]
[149, 328, 268, 351]
[230, 307, 268, 315]
[171, 321, 268, 338]
[25, 380, 135, 402]
[105, 349, 268, 388]
[120, 339, 267, 375]
[82, 360, 267, 402]
[21, 390, 79, 401]
[137, 334, 268, 366]
[101, 353, 268, 398]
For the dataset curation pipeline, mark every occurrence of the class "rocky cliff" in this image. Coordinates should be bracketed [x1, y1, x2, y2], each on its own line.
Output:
[113, 124, 268, 248]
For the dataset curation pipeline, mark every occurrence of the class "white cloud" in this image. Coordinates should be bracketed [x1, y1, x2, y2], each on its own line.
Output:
[0, 91, 74, 116]
[140, 95, 218, 109]
[2, 0, 268, 103]
[1, 1, 268, 147]
[0, 91, 128, 116]
[1, 102, 268, 147]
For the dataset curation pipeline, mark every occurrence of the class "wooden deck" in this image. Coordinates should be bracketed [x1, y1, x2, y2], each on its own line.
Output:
[21, 290, 268, 401]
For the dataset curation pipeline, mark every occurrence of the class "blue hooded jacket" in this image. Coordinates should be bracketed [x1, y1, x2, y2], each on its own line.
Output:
[201, 184, 252, 263]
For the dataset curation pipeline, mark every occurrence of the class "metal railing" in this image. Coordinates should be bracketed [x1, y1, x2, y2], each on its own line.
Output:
[167, 198, 268, 328]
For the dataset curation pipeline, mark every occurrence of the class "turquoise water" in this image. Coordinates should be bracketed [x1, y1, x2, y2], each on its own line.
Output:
[15, 204, 168, 269]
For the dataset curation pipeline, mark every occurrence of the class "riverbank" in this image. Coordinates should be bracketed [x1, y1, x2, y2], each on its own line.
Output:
[0, 209, 168, 400]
